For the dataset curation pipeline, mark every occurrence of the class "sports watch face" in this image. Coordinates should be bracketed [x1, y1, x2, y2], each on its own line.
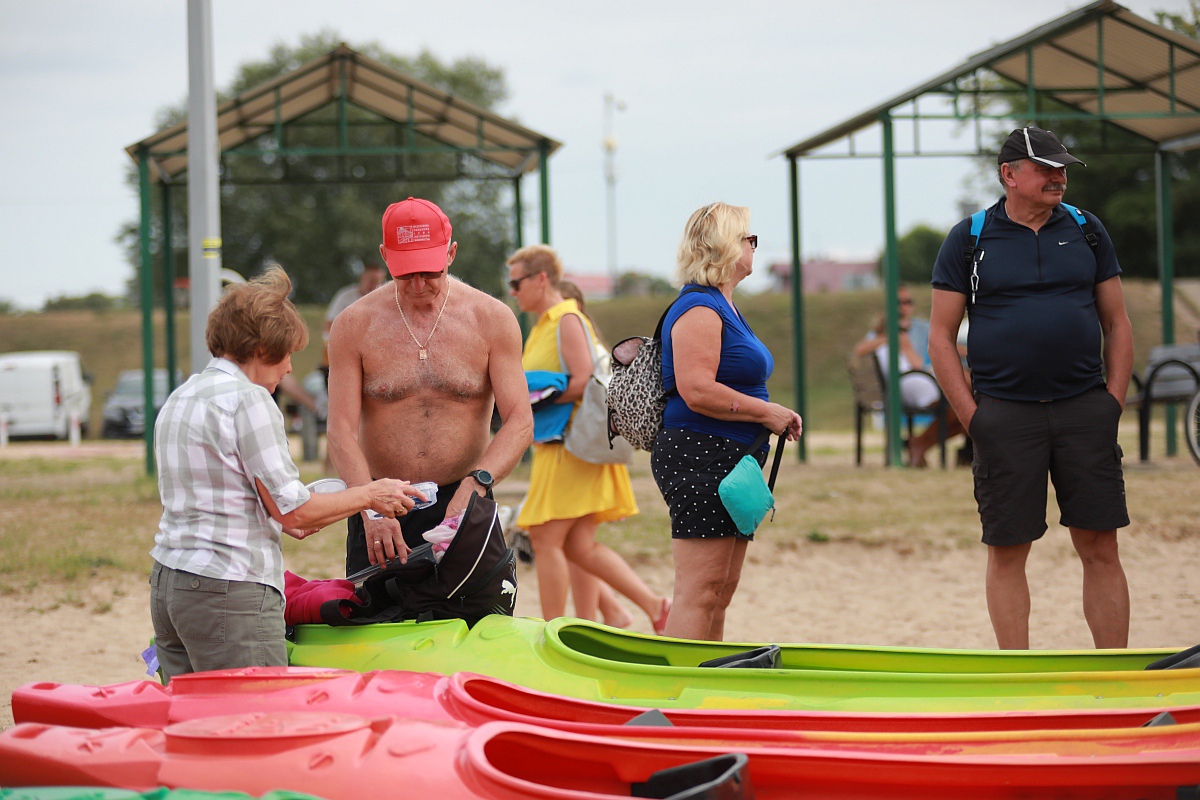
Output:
[469, 469, 494, 489]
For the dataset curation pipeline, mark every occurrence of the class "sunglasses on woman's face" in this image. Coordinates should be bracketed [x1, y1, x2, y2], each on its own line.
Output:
[508, 273, 537, 292]
[744, 235, 758, 250]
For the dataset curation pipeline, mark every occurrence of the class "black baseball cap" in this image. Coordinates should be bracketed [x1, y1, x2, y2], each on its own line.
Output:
[997, 126, 1086, 168]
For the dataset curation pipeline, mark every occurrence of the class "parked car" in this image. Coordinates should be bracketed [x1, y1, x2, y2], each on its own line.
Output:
[101, 368, 180, 439]
[0, 351, 93, 439]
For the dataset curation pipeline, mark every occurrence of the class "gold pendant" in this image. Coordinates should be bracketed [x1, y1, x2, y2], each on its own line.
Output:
[418, 349, 428, 360]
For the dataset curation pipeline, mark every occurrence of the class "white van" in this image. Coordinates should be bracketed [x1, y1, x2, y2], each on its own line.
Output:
[0, 351, 93, 439]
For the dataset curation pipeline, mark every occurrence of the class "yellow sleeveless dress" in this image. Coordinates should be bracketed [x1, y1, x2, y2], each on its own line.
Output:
[516, 299, 638, 528]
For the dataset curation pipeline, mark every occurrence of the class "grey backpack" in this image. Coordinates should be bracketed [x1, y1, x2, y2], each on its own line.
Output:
[607, 287, 707, 451]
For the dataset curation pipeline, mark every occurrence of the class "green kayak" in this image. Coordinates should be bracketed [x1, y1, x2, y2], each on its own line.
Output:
[287, 615, 1197, 712]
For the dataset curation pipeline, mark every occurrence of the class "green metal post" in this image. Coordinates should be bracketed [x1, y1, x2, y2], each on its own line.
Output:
[1026, 45, 1036, 121]
[1169, 45, 1177, 113]
[337, 58, 349, 149]
[137, 149, 156, 475]
[274, 88, 283, 147]
[788, 156, 807, 462]
[880, 112, 904, 467]
[161, 184, 177, 394]
[513, 175, 528, 340]
[513, 176, 524, 248]
[1156, 148, 1177, 455]
[539, 141, 550, 244]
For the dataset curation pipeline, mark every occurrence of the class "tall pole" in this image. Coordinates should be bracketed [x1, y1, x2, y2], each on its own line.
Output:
[788, 156, 807, 462]
[603, 92, 625, 295]
[539, 141, 551, 244]
[138, 149, 156, 476]
[880, 112, 903, 467]
[1156, 148, 1177, 456]
[161, 185, 177, 395]
[187, 0, 222, 375]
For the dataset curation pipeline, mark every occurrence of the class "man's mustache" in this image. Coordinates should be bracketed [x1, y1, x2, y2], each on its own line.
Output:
[1046, 183, 1066, 192]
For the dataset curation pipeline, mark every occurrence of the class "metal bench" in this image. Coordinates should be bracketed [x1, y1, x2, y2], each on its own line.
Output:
[848, 354, 948, 468]
[1132, 343, 1200, 462]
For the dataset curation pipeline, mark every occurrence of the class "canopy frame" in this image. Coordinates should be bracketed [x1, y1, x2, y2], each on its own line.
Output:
[127, 44, 560, 470]
[778, 1, 1200, 463]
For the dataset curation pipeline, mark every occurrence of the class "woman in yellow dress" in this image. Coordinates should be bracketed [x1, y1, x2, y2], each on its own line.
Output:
[508, 245, 670, 632]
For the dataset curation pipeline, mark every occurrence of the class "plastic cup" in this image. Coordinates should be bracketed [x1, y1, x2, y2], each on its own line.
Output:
[306, 478, 347, 494]
[411, 481, 438, 510]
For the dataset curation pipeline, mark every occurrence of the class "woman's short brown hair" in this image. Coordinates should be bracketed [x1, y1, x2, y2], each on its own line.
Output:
[506, 244, 564, 286]
[676, 202, 750, 287]
[206, 265, 309, 365]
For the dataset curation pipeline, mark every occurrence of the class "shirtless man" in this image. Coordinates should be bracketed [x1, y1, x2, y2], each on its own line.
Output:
[327, 197, 533, 574]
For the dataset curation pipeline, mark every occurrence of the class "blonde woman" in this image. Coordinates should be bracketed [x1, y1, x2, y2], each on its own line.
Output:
[150, 266, 420, 680]
[653, 203, 802, 641]
[509, 245, 670, 631]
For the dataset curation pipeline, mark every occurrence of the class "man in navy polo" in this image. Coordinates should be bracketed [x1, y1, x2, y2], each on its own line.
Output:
[929, 127, 1134, 650]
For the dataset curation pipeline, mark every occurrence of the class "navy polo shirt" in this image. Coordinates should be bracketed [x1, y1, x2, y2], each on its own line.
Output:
[661, 284, 773, 447]
[931, 198, 1121, 402]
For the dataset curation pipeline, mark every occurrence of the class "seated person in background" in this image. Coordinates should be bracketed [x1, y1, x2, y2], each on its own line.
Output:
[853, 285, 964, 467]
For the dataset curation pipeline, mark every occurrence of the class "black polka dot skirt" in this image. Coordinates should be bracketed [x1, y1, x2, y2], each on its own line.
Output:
[651, 428, 767, 540]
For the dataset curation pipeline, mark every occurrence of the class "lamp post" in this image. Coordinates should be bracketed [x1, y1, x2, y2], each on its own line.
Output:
[603, 92, 625, 297]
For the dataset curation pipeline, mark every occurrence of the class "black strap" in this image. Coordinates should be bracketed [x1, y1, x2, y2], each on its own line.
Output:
[741, 427, 786, 492]
[652, 286, 709, 342]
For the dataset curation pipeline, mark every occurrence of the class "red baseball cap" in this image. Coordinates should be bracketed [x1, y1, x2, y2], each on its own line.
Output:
[380, 197, 453, 277]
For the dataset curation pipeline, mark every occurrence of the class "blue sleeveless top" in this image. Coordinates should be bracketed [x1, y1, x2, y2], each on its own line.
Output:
[660, 284, 773, 447]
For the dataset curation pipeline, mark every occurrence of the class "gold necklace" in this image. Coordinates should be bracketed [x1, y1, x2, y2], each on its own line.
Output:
[393, 279, 451, 360]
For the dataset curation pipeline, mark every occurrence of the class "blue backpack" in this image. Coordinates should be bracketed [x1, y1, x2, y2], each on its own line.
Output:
[964, 202, 1099, 306]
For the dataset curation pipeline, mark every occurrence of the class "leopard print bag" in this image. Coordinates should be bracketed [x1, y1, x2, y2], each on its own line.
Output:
[606, 287, 707, 451]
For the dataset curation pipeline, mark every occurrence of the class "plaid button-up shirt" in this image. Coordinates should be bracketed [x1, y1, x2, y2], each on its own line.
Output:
[151, 358, 310, 594]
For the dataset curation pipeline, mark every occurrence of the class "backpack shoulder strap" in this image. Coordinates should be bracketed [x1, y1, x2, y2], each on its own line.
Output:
[963, 209, 987, 269]
[1059, 202, 1100, 254]
[963, 210, 988, 307]
[653, 286, 709, 342]
[556, 311, 599, 375]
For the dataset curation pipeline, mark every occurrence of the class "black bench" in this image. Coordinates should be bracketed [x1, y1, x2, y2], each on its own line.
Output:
[1131, 343, 1200, 462]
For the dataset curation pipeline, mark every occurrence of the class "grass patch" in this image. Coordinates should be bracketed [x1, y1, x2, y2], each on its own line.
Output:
[3, 280, 1194, 438]
[0, 415, 1197, 592]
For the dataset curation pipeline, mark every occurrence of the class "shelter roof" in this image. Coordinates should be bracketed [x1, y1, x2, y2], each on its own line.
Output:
[781, 1, 1200, 158]
[126, 44, 561, 182]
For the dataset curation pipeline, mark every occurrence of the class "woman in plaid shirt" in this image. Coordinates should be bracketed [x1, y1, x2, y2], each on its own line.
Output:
[150, 267, 421, 681]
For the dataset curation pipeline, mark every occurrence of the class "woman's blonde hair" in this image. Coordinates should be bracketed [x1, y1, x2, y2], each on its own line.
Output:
[206, 265, 309, 365]
[676, 202, 750, 287]
[506, 244, 563, 286]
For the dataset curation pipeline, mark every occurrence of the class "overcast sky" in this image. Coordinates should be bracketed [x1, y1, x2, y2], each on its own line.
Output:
[0, 0, 1185, 308]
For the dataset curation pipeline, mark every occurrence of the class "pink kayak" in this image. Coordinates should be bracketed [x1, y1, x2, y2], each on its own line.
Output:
[14, 666, 1200, 736]
[4, 711, 1200, 799]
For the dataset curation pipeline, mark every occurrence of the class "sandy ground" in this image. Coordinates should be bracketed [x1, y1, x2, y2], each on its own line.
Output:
[4, 523, 1200, 730]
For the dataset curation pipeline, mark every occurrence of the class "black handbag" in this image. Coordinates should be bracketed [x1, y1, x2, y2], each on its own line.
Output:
[320, 492, 517, 628]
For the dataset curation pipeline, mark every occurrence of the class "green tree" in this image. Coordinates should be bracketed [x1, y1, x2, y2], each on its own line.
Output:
[615, 271, 674, 297]
[43, 292, 121, 313]
[879, 224, 947, 284]
[120, 31, 515, 301]
[0, 298, 18, 315]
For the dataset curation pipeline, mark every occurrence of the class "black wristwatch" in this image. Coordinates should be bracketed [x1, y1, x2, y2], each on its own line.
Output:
[466, 469, 494, 491]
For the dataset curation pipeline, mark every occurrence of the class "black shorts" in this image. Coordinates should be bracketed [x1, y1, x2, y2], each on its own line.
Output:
[651, 428, 766, 540]
[345, 478, 471, 576]
[970, 386, 1129, 547]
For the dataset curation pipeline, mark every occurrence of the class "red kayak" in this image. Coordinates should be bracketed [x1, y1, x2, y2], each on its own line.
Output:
[14, 666, 1200, 736]
[3, 711, 1200, 799]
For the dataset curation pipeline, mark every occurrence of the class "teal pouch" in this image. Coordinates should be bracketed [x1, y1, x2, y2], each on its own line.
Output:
[717, 429, 786, 536]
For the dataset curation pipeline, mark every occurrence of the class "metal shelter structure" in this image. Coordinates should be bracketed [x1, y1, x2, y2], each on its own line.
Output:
[125, 44, 562, 471]
[778, 0, 1200, 464]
